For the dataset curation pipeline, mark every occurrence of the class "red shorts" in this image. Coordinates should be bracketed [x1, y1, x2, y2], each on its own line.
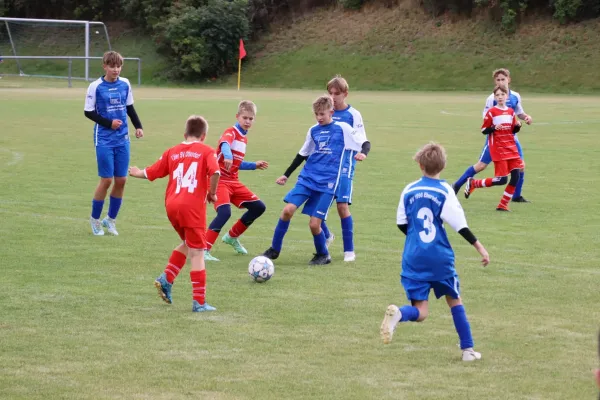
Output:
[166, 208, 207, 250]
[214, 180, 259, 209]
[494, 158, 524, 177]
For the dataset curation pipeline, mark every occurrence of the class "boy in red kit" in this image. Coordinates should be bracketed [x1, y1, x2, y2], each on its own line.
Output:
[464, 85, 523, 211]
[204, 100, 268, 261]
[128, 116, 221, 312]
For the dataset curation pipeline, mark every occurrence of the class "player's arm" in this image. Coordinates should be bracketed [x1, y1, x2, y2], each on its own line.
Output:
[351, 111, 371, 161]
[481, 111, 495, 135]
[276, 129, 313, 185]
[206, 149, 221, 203]
[482, 94, 494, 118]
[396, 190, 408, 236]
[129, 150, 170, 181]
[125, 81, 144, 138]
[83, 83, 113, 129]
[512, 115, 522, 134]
[513, 92, 532, 124]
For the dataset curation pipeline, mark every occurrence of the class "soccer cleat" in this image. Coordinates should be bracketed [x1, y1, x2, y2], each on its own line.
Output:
[204, 251, 220, 262]
[380, 304, 401, 344]
[496, 206, 511, 212]
[154, 273, 173, 304]
[512, 196, 531, 203]
[192, 300, 216, 312]
[343, 251, 356, 262]
[308, 253, 331, 266]
[462, 348, 482, 362]
[101, 217, 119, 236]
[222, 233, 248, 255]
[325, 233, 335, 249]
[464, 177, 475, 199]
[262, 247, 280, 260]
[90, 217, 105, 236]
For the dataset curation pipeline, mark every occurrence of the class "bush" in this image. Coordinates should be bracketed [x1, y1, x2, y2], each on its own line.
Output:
[340, 0, 364, 9]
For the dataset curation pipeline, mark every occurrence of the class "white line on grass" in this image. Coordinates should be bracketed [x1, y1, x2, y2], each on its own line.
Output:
[0, 148, 23, 166]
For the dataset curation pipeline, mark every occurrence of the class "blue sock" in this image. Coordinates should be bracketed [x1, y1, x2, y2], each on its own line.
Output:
[91, 199, 104, 220]
[272, 219, 290, 252]
[399, 305, 420, 322]
[514, 171, 525, 198]
[341, 216, 354, 252]
[321, 220, 331, 239]
[313, 230, 328, 255]
[108, 196, 123, 219]
[451, 305, 474, 349]
[454, 166, 477, 191]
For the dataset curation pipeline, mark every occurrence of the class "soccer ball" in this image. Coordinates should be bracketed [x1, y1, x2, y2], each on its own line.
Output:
[248, 256, 275, 283]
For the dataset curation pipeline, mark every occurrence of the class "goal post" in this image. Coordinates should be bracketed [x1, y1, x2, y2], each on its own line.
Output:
[0, 17, 112, 81]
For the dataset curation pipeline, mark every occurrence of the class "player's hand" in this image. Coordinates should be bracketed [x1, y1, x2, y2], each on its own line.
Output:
[474, 241, 490, 267]
[111, 119, 123, 130]
[135, 128, 144, 139]
[207, 193, 217, 204]
[354, 153, 367, 161]
[223, 159, 233, 171]
[276, 175, 288, 185]
[128, 166, 143, 178]
[524, 115, 533, 125]
[256, 160, 269, 170]
[516, 121, 522, 127]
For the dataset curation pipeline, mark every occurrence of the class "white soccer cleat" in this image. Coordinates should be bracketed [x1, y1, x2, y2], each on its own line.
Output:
[380, 304, 401, 344]
[462, 348, 482, 362]
[343, 251, 356, 262]
[101, 217, 119, 236]
[325, 233, 335, 249]
[90, 217, 105, 236]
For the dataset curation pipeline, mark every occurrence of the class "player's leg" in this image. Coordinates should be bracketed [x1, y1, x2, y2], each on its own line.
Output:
[453, 143, 491, 193]
[512, 139, 530, 203]
[205, 182, 233, 261]
[223, 185, 266, 255]
[381, 276, 430, 344]
[321, 219, 334, 248]
[155, 242, 188, 304]
[464, 160, 509, 199]
[91, 146, 115, 235]
[496, 167, 520, 211]
[336, 202, 355, 262]
[307, 216, 331, 265]
[186, 228, 216, 312]
[102, 144, 130, 235]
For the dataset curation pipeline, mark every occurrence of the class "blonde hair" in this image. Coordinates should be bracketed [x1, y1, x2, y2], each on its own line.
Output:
[237, 100, 257, 115]
[327, 75, 349, 93]
[493, 85, 508, 95]
[312, 95, 334, 113]
[185, 115, 208, 138]
[413, 142, 447, 176]
[492, 68, 510, 79]
[103, 51, 124, 67]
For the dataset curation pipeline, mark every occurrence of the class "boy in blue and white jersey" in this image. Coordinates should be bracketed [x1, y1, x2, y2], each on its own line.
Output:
[380, 142, 490, 362]
[277, 76, 371, 262]
[263, 95, 365, 265]
[453, 68, 533, 202]
[84, 51, 144, 236]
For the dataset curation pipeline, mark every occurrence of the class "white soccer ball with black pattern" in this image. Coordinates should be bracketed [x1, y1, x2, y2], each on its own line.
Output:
[248, 256, 275, 283]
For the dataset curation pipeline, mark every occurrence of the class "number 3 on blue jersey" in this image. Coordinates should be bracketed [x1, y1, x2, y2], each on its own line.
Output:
[417, 207, 436, 243]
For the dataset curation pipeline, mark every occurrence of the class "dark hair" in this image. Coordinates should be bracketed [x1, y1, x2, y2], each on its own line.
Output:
[185, 115, 208, 138]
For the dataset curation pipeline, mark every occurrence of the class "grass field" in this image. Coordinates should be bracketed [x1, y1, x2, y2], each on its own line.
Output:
[1, 81, 599, 399]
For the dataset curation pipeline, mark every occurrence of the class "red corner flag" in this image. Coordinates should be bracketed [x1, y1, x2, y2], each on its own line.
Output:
[239, 39, 247, 60]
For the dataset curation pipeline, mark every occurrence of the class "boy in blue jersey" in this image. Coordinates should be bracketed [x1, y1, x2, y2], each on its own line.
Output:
[381, 142, 490, 362]
[453, 68, 533, 202]
[84, 51, 144, 236]
[277, 76, 371, 262]
[263, 95, 365, 265]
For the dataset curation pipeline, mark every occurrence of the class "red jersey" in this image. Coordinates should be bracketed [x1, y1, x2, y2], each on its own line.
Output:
[217, 125, 247, 181]
[145, 141, 219, 228]
[481, 106, 520, 161]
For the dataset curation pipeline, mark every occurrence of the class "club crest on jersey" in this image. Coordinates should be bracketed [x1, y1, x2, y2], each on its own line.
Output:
[109, 92, 122, 105]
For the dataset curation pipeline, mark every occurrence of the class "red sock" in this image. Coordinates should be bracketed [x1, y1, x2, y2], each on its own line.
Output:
[472, 178, 494, 188]
[498, 184, 516, 209]
[206, 229, 219, 251]
[228, 219, 248, 238]
[190, 269, 207, 305]
[164, 250, 186, 284]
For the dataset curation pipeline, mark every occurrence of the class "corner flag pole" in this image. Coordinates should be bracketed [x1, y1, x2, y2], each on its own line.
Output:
[238, 39, 246, 91]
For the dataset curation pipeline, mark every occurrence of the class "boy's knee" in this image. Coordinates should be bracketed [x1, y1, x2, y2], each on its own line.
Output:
[509, 169, 520, 186]
[336, 202, 350, 218]
[281, 205, 296, 220]
[217, 204, 232, 220]
[496, 176, 508, 185]
[308, 219, 321, 233]
[474, 162, 487, 172]
[114, 177, 127, 187]
[416, 309, 429, 322]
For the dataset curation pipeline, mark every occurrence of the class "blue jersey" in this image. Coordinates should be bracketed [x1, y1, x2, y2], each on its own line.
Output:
[396, 177, 469, 281]
[84, 76, 134, 148]
[332, 105, 368, 180]
[296, 121, 363, 194]
[483, 89, 524, 118]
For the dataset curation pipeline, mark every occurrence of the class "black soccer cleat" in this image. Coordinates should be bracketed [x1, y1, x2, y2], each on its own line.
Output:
[496, 207, 511, 212]
[512, 196, 531, 203]
[308, 253, 331, 266]
[262, 247, 280, 260]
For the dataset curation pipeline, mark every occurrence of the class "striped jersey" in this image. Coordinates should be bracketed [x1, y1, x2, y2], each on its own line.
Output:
[481, 106, 520, 161]
[217, 125, 247, 181]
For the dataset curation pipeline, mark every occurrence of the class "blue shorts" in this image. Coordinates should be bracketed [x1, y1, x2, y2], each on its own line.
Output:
[479, 136, 523, 164]
[335, 174, 353, 204]
[96, 143, 130, 178]
[401, 275, 461, 301]
[284, 184, 335, 219]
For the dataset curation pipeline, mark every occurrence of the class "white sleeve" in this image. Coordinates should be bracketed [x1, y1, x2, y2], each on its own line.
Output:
[396, 189, 408, 225]
[440, 185, 468, 232]
[513, 91, 525, 115]
[84, 82, 97, 112]
[124, 79, 134, 106]
[342, 123, 365, 151]
[350, 108, 368, 142]
[482, 94, 494, 118]
[298, 128, 315, 157]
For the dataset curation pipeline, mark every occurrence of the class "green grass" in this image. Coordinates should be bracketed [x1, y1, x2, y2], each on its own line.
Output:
[0, 85, 599, 399]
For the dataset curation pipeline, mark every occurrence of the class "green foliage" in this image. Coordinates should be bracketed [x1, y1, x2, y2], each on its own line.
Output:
[121, 0, 173, 31]
[340, 0, 364, 10]
[156, 0, 249, 80]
